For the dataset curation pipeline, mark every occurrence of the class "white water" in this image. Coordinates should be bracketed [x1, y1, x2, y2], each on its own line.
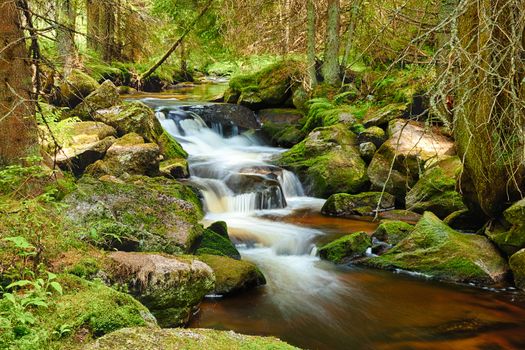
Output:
[155, 105, 351, 319]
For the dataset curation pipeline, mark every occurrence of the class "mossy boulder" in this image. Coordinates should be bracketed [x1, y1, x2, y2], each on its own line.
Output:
[107, 252, 215, 327]
[358, 126, 387, 148]
[377, 209, 422, 223]
[321, 192, 395, 218]
[207, 221, 228, 238]
[484, 199, 525, 256]
[367, 120, 456, 201]
[95, 101, 187, 160]
[443, 209, 484, 232]
[226, 60, 304, 109]
[57, 69, 100, 107]
[276, 124, 368, 197]
[509, 249, 525, 290]
[197, 254, 266, 295]
[362, 103, 408, 128]
[42, 121, 117, 176]
[372, 220, 414, 245]
[0, 274, 156, 350]
[64, 176, 203, 253]
[73, 80, 120, 120]
[193, 227, 241, 260]
[261, 121, 305, 148]
[86, 133, 161, 177]
[359, 142, 377, 162]
[160, 158, 189, 179]
[318, 232, 371, 264]
[405, 156, 466, 218]
[86, 327, 301, 350]
[365, 212, 509, 284]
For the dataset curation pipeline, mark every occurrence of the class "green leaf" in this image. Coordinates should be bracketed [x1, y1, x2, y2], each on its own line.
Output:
[49, 282, 63, 295]
[2, 236, 35, 250]
[6, 280, 32, 289]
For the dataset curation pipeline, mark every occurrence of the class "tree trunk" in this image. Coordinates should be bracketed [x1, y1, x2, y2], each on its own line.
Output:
[0, 0, 39, 166]
[454, 0, 525, 217]
[321, 0, 341, 86]
[99, 0, 116, 62]
[307, 0, 317, 87]
[86, 0, 101, 51]
[341, 0, 360, 69]
[56, 0, 79, 76]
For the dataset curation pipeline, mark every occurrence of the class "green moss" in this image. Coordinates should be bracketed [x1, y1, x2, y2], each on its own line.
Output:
[509, 249, 525, 289]
[157, 131, 188, 159]
[197, 254, 266, 294]
[65, 257, 101, 279]
[372, 220, 414, 245]
[318, 232, 371, 264]
[321, 192, 395, 218]
[86, 327, 300, 350]
[365, 212, 508, 284]
[194, 229, 240, 260]
[207, 221, 228, 238]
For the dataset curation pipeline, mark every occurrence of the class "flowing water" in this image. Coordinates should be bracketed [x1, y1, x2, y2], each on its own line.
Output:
[138, 89, 525, 350]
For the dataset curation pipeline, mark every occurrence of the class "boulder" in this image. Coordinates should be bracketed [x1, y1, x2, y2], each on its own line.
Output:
[358, 126, 386, 148]
[377, 209, 422, 223]
[509, 249, 525, 289]
[45, 121, 117, 175]
[359, 142, 376, 162]
[95, 101, 187, 159]
[72, 80, 120, 120]
[405, 156, 466, 218]
[363, 103, 407, 128]
[197, 254, 266, 295]
[64, 176, 203, 253]
[276, 124, 368, 197]
[225, 60, 304, 109]
[160, 158, 189, 179]
[367, 119, 456, 201]
[443, 209, 484, 232]
[321, 192, 395, 218]
[57, 69, 100, 107]
[180, 103, 260, 131]
[318, 232, 371, 264]
[372, 220, 414, 245]
[207, 221, 228, 238]
[85, 327, 300, 350]
[107, 252, 214, 327]
[193, 228, 241, 260]
[261, 122, 305, 148]
[86, 133, 161, 177]
[258, 108, 303, 124]
[485, 199, 525, 255]
[365, 212, 509, 284]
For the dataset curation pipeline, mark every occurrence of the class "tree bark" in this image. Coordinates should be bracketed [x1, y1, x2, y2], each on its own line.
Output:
[321, 0, 341, 86]
[56, 0, 78, 76]
[86, 0, 101, 51]
[0, 0, 39, 166]
[307, 0, 317, 87]
[341, 0, 360, 69]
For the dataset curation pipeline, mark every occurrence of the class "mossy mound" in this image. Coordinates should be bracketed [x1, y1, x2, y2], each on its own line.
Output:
[276, 124, 368, 197]
[362, 103, 408, 128]
[57, 69, 100, 108]
[261, 121, 306, 148]
[321, 192, 395, 218]
[72, 80, 120, 120]
[358, 126, 386, 148]
[107, 252, 214, 327]
[0, 274, 156, 350]
[405, 157, 466, 218]
[318, 232, 371, 264]
[64, 176, 203, 253]
[365, 212, 509, 284]
[197, 254, 266, 295]
[94, 101, 187, 160]
[159, 158, 189, 179]
[86, 327, 301, 350]
[225, 60, 305, 109]
[372, 220, 414, 245]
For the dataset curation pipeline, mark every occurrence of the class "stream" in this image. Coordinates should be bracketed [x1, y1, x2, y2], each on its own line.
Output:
[135, 85, 525, 350]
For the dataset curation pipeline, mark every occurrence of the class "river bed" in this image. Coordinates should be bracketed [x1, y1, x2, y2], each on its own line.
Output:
[135, 85, 525, 350]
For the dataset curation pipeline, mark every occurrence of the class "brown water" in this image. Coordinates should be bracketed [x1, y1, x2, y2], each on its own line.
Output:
[141, 85, 525, 350]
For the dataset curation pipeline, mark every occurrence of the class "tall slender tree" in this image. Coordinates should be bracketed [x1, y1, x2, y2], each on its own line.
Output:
[321, 0, 341, 86]
[307, 0, 317, 88]
[56, 0, 79, 75]
[0, 0, 39, 166]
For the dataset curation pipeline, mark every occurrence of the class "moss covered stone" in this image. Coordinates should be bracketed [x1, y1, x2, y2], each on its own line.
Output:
[226, 60, 305, 109]
[159, 158, 189, 179]
[362, 103, 408, 128]
[207, 221, 228, 238]
[72, 80, 120, 120]
[318, 232, 371, 264]
[95, 101, 187, 160]
[367, 120, 456, 201]
[107, 252, 214, 327]
[372, 220, 414, 245]
[358, 126, 387, 147]
[321, 192, 395, 218]
[86, 327, 301, 350]
[484, 199, 525, 255]
[276, 124, 368, 197]
[509, 249, 525, 290]
[261, 121, 305, 148]
[377, 209, 422, 223]
[197, 254, 266, 295]
[405, 157, 466, 218]
[365, 212, 509, 284]
[57, 69, 100, 107]
[194, 228, 241, 260]
[64, 176, 203, 253]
